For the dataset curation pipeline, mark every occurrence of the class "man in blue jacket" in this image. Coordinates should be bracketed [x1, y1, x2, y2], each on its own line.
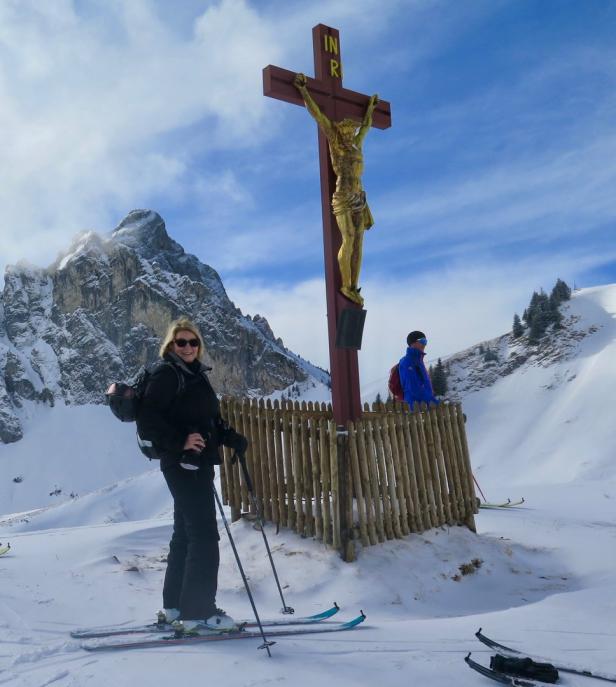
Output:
[399, 330, 438, 408]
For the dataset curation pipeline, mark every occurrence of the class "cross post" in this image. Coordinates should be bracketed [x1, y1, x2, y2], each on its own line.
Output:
[263, 24, 391, 427]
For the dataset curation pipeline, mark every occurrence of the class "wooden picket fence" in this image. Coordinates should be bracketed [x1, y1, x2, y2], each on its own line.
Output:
[219, 398, 477, 560]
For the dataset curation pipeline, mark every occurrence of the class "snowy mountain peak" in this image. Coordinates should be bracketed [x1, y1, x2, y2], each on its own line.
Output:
[0, 211, 328, 444]
[111, 209, 182, 258]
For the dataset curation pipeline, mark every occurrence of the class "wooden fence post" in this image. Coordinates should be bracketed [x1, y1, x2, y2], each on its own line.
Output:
[356, 419, 379, 545]
[337, 425, 355, 561]
[310, 418, 323, 541]
[329, 420, 340, 551]
[319, 417, 332, 545]
[273, 402, 287, 525]
[282, 407, 295, 530]
[454, 403, 478, 532]
[348, 421, 370, 547]
[301, 412, 314, 537]
[291, 413, 304, 536]
[248, 399, 262, 516]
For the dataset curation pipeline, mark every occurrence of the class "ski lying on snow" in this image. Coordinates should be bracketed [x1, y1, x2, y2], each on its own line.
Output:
[465, 653, 537, 686]
[81, 613, 366, 652]
[480, 498, 525, 509]
[0, 543, 10, 556]
[72, 603, 340, 639]
[476, 628, 616, 683]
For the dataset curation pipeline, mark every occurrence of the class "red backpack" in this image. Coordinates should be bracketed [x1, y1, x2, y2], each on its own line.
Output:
[388, 364, 404, 402]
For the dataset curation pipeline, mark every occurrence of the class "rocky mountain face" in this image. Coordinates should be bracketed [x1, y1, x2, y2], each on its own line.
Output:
[0, 210, 326, 443]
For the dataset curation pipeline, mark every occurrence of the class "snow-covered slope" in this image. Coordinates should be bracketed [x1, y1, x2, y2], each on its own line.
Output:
[0, 403, 157, 515]
[451, 285, 616, 486]
[1, 451, 615, 686]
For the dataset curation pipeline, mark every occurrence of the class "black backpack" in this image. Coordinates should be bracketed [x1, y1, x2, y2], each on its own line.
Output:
[106, 362, 185, 459]
[491, 655, 559, 683]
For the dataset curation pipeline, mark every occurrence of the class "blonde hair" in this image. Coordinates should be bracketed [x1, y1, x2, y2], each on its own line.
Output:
[159, 318, 204, 360]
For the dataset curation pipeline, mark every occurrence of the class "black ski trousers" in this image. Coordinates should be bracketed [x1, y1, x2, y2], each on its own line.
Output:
[162, 465, 220, 620]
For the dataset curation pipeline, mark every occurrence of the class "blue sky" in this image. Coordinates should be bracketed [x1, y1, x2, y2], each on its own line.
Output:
[1, 0, 615, 394]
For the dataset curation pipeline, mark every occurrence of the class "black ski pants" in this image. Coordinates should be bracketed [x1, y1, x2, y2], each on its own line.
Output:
[162, 465, 220, 620]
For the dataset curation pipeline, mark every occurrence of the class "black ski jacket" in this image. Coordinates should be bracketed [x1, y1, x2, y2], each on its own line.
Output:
[137, 352, 237, 471]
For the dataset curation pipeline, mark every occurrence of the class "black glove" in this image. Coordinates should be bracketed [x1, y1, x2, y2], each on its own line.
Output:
[225, 429, 248, 456]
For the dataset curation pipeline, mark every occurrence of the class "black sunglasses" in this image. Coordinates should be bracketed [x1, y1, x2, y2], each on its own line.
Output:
[174, 338, 200, 348]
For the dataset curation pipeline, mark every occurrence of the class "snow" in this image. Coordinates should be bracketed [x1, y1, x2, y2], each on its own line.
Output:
[1, 285, 616, 685]
[464, 284, 616, 485]
[57, 233, 100, 271]
[0, 404, 149, 514]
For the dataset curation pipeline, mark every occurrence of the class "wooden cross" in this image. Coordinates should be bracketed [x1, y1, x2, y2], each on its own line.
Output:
[263, 24, 392, 426]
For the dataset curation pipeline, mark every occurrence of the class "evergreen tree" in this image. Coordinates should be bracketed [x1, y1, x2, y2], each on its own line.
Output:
[483, 347, 498, 363]
[528, 315, 545, 343]
[512, 313, 524, 338]
[478, 344, 485, 354]
[526, 291, 541, 325]
[550, 278, 571, 304]
[431, 359, 448, 396]
[518, 280, 572, 345]
[526, 289, 546, 325]
[547, 292, 563, 328]
[375, 392, 383, 405]
[526, 290, 552, 341]
[537, 291, 552, 329]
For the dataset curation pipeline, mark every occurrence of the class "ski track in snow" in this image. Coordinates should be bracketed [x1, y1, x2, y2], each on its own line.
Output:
[1, 285, 616, 685]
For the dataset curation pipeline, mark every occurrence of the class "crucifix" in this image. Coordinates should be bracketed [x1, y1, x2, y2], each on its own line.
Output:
[263, 24, 391, 426]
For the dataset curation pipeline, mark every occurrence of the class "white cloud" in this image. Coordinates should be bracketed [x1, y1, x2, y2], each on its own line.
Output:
[0, 0, 283, 276]
[0, 0, 431, 281]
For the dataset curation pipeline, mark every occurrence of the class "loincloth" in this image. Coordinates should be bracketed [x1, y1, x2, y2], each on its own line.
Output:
[332, 190, 374, 230]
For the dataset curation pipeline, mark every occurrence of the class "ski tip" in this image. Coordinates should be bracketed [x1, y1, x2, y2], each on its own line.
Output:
[476, 627, 483, 636]
[341, 613, 367, 629]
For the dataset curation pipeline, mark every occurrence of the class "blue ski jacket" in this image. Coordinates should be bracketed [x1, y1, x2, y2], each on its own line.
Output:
[398, 347, 438, 408]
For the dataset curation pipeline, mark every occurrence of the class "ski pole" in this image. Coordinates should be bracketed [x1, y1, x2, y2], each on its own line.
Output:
[212, 483, 275, 656]
[233, 452, 294, 614]
[472, 473, 488, 503]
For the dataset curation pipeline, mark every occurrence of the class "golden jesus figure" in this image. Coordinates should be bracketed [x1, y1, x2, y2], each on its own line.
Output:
[294, 73, 379, 307]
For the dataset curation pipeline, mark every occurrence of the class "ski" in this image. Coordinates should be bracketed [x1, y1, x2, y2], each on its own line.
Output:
[71, 603, 340, 639]
[480, 498, 525, 509]
[0, 543, 10, 556]
[465, 653, 537, 686]
[81, 612, 366, 652]
[476, 628, 616, 683]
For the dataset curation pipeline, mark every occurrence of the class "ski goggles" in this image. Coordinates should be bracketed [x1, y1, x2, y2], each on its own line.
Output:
[417, 337, 428, 345]
[174, 338, 200, 348]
